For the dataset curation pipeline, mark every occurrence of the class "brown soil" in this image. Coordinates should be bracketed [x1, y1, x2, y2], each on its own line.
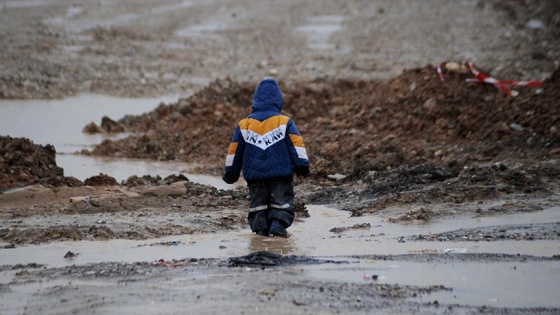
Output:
[86, 65, 560, 178]
[81, 64, 559, 219]
[0, 136, 81, 189]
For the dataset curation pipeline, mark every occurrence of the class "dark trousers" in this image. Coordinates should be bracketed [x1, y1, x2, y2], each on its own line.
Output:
[247, 180, 295, 233]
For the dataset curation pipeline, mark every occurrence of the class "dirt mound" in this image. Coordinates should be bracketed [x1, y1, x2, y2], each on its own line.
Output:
[86, 80, 254, 165]
[83, 116, 126, 134]
[86, 65, 559, 180]
[0, 136, 82, 190]
[84, 173, 118, 186]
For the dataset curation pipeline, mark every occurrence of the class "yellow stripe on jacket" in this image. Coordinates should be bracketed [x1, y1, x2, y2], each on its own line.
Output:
[239, 116, 290, 150]
[289, 134, 308, 160]
[225, 142, 238, 167]
[239, 116, 291, 135]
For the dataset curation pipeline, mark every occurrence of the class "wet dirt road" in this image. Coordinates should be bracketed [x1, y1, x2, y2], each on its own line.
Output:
[1, 0, 558, 98]
[1, 204, 559, 313]
[1, 0, 560, 314]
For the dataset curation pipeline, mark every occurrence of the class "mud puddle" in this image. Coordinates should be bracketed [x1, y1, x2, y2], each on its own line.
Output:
[55, 154, 234, 188]
[303, 260, 560, 308]
[0, 94, 176, 153]
[1, 205, 559, 309]
[2, 0, 50, 9]
[0, 94, 230, 182]
[45, 1, 196, 34]
[294, 15, 346, 51]
[2, 205, 558, 266]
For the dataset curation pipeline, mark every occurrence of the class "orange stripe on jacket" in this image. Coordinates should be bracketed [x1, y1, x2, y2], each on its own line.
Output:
[239, 116, 290, 135]
[289, 134, 305, 148]
[227, 142, 239, 154]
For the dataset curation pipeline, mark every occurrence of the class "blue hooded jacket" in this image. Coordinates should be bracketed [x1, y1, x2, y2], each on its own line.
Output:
[223, 78, 310, 183]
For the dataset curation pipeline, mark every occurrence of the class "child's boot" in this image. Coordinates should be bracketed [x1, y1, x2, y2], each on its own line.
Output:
[269, 220, 288, 237]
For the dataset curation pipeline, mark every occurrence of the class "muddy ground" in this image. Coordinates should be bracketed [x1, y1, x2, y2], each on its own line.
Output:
[1, 0, 560, 314]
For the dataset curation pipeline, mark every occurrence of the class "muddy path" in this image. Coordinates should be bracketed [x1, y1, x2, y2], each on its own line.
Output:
[2, 253, 559, 315]
[1, 0, 560, 314]
[1, 203, 559, 314]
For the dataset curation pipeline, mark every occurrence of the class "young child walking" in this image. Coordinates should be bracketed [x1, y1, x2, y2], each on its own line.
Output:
[222, 78, 310, 237]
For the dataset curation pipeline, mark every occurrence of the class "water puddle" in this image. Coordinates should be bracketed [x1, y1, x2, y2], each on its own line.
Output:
[3, 0, 53, 8]
[66, 6, 84, 18]
[1, 205, 559, 308]
[0, 94, 175, 152]
[2, 205, 558, 267]
[174, 5, 246, 39]
[303, 260, 560, 308]
[55, 154, 233, 188]
[162, 42, 188, 50]
[149, 1, 194, 15]
[62, 44, 85, 54]
[0, 94, 233, 184]
[295, 205, 560, 308]
[294, 15, 350, 52]
[176, 22, 234, 38]
[44, 1, 195, 33]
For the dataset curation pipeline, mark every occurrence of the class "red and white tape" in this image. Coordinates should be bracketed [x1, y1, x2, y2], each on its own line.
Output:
[436, 65, 444, 81]
[436, 61, 544, 96]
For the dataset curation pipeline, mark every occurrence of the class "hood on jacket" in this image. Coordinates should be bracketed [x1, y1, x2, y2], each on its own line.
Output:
[251, 78, 283, 113]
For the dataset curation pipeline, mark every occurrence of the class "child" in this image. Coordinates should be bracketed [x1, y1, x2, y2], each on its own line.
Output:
[223, 78, 310, 237]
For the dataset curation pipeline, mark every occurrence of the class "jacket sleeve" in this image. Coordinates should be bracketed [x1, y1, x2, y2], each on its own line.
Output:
[223, 125, 245, 184]
[285, 119, 310, 177]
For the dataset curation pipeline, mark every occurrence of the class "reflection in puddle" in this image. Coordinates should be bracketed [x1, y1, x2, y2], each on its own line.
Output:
[291, 206, 560, 257]
[248, 234, 296, 255]
[0, 231, 252, 269]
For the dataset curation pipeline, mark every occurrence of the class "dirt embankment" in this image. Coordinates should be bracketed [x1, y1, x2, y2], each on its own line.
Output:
[86, 65, 560, 173]
[83, 64, 560, 212]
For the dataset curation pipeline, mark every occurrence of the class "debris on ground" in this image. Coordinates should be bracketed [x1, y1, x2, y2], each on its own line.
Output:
[228, 251, 350, 267]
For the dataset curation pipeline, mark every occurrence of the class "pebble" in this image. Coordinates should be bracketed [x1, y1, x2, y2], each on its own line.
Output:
[327, 173, 347, 181]
[526, 19, 545, 30]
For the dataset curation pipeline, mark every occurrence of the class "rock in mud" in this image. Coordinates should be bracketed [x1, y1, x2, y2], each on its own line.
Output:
[142, 181, 187, 197]
[84, 173, 118, 186]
